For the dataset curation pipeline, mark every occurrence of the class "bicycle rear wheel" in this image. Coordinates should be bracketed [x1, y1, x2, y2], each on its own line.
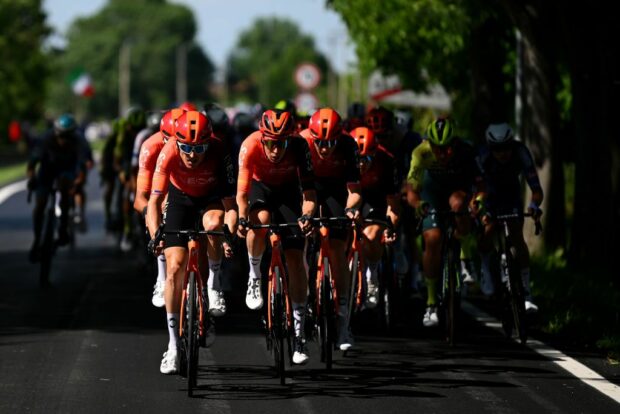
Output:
[378, 245, 395, 333]
[186, 271, 199, 396]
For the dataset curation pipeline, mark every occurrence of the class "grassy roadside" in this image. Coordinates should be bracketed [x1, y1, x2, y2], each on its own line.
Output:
[531, 251, 620, 364]
[0, 162, 27, 187]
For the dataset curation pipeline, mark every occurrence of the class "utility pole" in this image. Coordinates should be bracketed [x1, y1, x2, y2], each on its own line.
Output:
[119, 40, 131, 117]
[176, 43, 188, 104]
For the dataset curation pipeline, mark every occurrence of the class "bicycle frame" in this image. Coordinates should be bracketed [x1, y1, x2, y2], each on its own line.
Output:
[493, 212, 541, 344]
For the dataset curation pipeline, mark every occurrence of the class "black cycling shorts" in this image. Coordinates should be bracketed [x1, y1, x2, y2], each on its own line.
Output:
[163, 184, 223, 249]
[361, 192, 388, 223]
[249, 179, 304, 250]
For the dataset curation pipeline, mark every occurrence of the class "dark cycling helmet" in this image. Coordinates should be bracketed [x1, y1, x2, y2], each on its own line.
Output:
[309, 108, 342, 141]
[160, 108, 185, 140]
[426, 117, 455, 146]
[147, 111, 162, 129]
[178, 101, 197, 112]
[203, 103, 229, 134]
[125, 106, 146, 129]
[350, 126, 378, 156]
[347, 102, 366, 120]
[54, 113, 77, 135]
[395, 111, 414, 131]
[485, 123, 514, 147]
[232, 112, 256, 134]
[175, 111, 212, 144]
[259, 110, 294, 138]
[365, 106, 394, 135]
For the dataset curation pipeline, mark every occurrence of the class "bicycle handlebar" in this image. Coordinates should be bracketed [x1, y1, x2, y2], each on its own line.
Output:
[493, 212, 542, 236]
[148, 224, 233, 256]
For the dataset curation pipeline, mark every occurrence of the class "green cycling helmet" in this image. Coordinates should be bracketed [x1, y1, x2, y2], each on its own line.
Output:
[125, 106, 146, 129]
[426, 118, 454, 146]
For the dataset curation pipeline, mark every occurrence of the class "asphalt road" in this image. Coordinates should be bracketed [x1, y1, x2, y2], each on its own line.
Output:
[1, 172, 618, 413]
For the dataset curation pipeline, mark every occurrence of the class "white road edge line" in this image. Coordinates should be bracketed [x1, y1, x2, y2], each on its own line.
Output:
[0, 179, 27, 205]
[462, 300, 620, 405]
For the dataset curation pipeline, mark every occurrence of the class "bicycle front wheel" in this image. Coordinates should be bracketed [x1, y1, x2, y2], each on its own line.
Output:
[186, 271, 199, 396]
[318, 258, 334, 370]
[272, 266, 286, 385]
[507, 249, 528, 345]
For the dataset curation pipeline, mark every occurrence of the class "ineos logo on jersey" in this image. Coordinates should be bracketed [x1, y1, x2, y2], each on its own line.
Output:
[139, 148, 150, 169]
[155, 152, 166, 173]
[185, 176, 217, 186]
[238, 146, 248, 167]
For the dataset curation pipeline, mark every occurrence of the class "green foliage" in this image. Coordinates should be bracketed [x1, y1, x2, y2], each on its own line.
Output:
[46, 0, 214, 118]
[0, 0, 50, 141]
[226, 17, 329, 106]
[531, 252, 620, 356]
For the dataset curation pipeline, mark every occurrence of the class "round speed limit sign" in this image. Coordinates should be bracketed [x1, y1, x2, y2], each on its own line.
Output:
[295, 63, 321, 90]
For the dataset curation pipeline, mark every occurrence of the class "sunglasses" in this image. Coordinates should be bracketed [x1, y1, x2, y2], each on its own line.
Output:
[359, 155, 374, 163]
[261, 139, 288, 151]
[314, 139, 338, 149]
[176, 141, 209, 154]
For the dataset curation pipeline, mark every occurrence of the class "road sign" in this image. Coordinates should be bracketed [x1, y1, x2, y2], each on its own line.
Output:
[295, 92, 319, 114]
[295, 63, 321, 90]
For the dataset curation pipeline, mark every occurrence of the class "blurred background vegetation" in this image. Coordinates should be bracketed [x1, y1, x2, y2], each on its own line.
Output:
[0, 0, 618, 357]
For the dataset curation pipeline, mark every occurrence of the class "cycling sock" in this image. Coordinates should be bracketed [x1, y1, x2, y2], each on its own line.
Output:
[156, 254, 166, 283]
[293, 302, 306, 338]
[365, 260, 379, 284]
[411, 263, 421, 289]
[166, 313, 180, 350]
[208, 257, 222, 290]
[425, 277, 438, 306]
[338, 296, 349, 317]
[248, 253, 262, 281]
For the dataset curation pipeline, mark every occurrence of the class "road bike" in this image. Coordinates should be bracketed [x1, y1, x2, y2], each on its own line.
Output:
[493, 212, 542, 345]
[249, 222, 299, 385]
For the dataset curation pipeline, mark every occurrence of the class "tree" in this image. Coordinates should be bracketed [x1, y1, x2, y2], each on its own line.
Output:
[329, 0, 568, 253]
[46, 0, 214, 119]
[0, 0, 50, 140]
[226, 17, 329, 107]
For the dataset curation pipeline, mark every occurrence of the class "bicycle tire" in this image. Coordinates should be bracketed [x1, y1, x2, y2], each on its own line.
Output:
[347, 251, 360, 324]
[445, 244, 459, 346]
[39, 208, 56, 287]
[272, 266, 286, 385]
[186, 271, 199, 396]
[379, 245, 395, 333]
[507, 248, 528, 345]
[318, 258, 334, 370]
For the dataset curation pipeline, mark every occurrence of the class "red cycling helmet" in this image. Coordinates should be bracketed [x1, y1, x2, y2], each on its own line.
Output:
[350, 127, 378, 156]
[259, 109, 294, 138]
[160, 108, 185, 141]
[178, 101, 197, 112]
[365, 106, 394, 134]
[308, 108, 343, 141]
[174, 111, 212, 144]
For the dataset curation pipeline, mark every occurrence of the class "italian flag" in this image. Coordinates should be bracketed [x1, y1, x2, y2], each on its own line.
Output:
[68, 68, 95, 97]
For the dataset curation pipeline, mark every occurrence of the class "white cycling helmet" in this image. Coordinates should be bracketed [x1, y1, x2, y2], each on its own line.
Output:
[485, 123, 514, 146]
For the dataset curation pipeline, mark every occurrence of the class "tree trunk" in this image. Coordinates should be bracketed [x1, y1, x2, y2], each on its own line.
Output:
[500, 0, 566, 253]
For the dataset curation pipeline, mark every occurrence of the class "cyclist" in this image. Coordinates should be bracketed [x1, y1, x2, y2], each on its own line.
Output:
[27, 114, 85, 262]
[344, 102, 366, 131]
[237, 109, 317, 365]
[146, 111, 237, 375]
[133, 108, 183, 308]
[366, 107, 423, 293]
[114, 107, 146, 252]
[405, 118, 485, 327]
[300, 107, 362, 351]
[73, 125, 94, 233]
[477, 123, 543, 312]
[350, 126, 401, 309]
[100, 118, 121, 232]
